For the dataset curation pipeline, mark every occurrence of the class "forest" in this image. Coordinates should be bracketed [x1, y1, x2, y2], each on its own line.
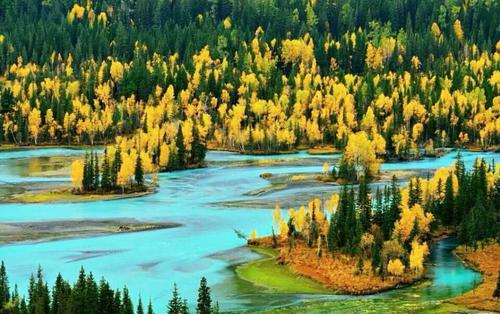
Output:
[0, 0, 499, 313]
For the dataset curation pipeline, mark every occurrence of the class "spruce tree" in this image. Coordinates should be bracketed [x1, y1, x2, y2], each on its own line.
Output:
[358, 177, 371, 232]
[93, 151, 100, 190]
[147, 300, 154, 314]
[83, 153, 90, 192]
[111, 146, 122, 188]
[98, 279, 115, 314]
[136, 298, 144, 314]
[134, 155, 145, 187]
[442, 173, 455, 225]
[121, 287, 134, 314]
[191, 126, 206, 164]
[167, 284, 182, 314]
[89, 152, 95, 191]
[0, 261, 9, 308]
[176, 125, 186, 167]
[196, 277, 211, 314]
[101, 149, 111, 191]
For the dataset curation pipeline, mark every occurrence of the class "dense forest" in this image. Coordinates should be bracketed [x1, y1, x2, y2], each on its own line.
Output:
[0, 0, 499, 178]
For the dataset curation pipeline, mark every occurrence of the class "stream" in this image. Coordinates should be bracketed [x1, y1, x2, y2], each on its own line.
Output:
[0, 148, 497, 312]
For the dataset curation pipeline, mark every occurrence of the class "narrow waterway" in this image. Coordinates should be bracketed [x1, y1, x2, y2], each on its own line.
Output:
[0, 148, 495, 312]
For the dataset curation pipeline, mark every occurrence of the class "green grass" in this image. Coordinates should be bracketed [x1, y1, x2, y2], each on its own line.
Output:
[0, 189, 154, 204]
[235, 246, 332, 294]
[262, 298, 472, 314]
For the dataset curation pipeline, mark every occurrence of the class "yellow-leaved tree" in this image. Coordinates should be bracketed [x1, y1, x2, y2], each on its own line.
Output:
[71, 160, 84, 190]
[343, 131, 383, 178]
[409, 240, 429, 276]
[387, 258, 405, 276]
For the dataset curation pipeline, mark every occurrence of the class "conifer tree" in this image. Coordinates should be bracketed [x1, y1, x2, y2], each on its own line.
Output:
[135, 155, 144, 187]
[167, 284, 182, 314]
[176, 125, 186, 167]
[101, 149, 111, 191]
[137, 298, 144, 314]
[147, 300, 154, 314]
[358, 177, 371, 232]
[111, 146, 122, 188]
[121, 287, 134, 314]
[0, 261, 9, 308]
[196, 277, 211, 314]
[93, 151, 100, 190]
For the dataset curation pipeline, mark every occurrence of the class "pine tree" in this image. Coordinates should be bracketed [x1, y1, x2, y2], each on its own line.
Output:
[358, 177, 371, 232]
[196, 277, 211, 314]
[191, 126, 206, 164]
[134, 155, 145, 187]
[181, 299, 189, 314]
[136, 298, 144, 314]
[442, 173, 455, 225]
[93, 152, 100, 190]
[371, 241, 382, 274]
[167, 284, 182, 314]
[121, 287, 134, 314]
[83, 153, 90, 192]
[147, 300, 154, 314]
[101, 149, 111, 191]
[89, 152, 95, 191]
[111, 146, 122, 188]
[308, 206, 319, 248]
[176, 125, 186, 167]
[0, 261, 9, 308]
[97, 279, 115, 314]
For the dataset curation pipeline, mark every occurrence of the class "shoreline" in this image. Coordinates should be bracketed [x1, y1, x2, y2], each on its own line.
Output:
[447, 242, 500, 312]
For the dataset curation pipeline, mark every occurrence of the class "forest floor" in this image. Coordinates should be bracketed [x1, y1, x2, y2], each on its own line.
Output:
[243, 237, 420, 295]
[0, 218, 181, 245]
[448, 242, 500, 312]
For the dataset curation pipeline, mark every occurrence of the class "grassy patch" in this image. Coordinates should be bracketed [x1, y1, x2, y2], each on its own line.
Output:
[0, 188, 155, 204]
[235, 246, 332, 294]
[307, 145, 339, 155]
[262, 298, 472, 314]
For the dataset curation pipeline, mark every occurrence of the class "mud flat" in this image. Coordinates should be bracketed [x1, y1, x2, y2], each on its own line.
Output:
[0, 219, 181, 245]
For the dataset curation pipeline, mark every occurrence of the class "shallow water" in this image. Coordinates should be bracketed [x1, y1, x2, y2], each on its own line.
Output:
[0, 148, 496, 312]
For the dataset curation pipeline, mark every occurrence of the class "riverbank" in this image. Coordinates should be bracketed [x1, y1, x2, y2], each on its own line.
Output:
[449, 242, 500, 312]
[244, 237, 420, 295]
[0, 219, 181, 245]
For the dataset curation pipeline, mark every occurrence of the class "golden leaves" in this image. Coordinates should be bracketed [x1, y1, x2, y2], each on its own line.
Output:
[387, 258, 404, 276]
[71, 160, 84, 188]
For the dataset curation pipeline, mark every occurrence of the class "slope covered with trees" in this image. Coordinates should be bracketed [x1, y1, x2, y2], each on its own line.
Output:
[0, 0, 499, 173]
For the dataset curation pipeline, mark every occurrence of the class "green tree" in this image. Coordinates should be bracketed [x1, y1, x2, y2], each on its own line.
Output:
[196, 277, 211, 314]
[167, 284, 183, 314]
[176, 126, 186, 167]
[134, 155, 145, 187]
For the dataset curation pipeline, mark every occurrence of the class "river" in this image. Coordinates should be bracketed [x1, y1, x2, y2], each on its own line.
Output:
[0, 148, 496, 312]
